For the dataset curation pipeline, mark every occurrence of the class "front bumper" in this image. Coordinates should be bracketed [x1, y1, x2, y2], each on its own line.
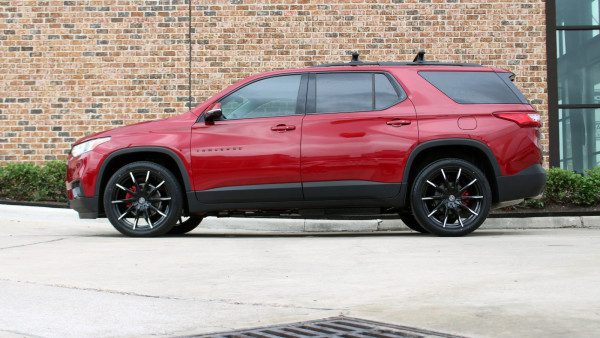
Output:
[496, 164, 546, 202]
[69, 196, 99, 219]
[66, 150, 105, 219]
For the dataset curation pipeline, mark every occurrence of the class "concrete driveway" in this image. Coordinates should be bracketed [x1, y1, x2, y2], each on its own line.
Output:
[0, 204, 599, 337]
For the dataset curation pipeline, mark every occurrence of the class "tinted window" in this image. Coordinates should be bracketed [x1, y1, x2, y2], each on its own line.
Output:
[420, 71, 526, 104]
[556, 0, 600, 26]
[556, 30, 600, 105]
[315, 73, 402, 113]
[497, 73, 529, 104]
[220, 75, 301, 120]
[375, 73, 400, 109]
[316, 73, 373, 113]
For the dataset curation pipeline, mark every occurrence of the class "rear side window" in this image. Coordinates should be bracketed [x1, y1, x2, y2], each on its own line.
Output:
[315, 72, 403, 114]
[419, 71, 528, 104]
[316, 73, 372, 113]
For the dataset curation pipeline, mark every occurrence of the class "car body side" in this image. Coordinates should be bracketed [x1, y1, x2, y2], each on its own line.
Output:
[66, 64, 545, 219]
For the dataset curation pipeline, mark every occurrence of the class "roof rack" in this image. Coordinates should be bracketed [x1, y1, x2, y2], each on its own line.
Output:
[313, 50, 482, 68]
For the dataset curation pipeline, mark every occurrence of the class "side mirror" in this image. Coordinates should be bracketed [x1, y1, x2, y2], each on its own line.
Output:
[204, 104, 223, 124]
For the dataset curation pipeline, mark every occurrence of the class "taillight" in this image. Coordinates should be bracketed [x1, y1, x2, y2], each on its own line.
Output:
[493, 112, 541, 128]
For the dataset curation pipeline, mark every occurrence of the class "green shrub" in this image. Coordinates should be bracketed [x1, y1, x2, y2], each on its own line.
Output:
[0, 161, 67, 202]
[543, 167, 600, 207]
[520, 198, 545, 209]
[544, 167, 582, 204]
[579, 166, 600, 206]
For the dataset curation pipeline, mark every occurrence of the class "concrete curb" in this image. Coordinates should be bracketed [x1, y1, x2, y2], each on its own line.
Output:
[202, 215, 600, 232]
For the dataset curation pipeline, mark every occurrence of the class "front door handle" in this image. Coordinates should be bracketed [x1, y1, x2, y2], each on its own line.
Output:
[386, 119, 411, 127]
[271, 124, 296, 132]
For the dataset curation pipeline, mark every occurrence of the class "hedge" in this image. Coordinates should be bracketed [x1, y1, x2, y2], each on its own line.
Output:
[0, 161, 599, 208]
[541, 166, 600, 207]
[0, 161, 67, 202]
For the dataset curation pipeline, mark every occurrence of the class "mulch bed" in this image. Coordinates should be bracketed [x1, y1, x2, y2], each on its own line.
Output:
[491, 204, 600, 217]
[0, 199, 67, 208]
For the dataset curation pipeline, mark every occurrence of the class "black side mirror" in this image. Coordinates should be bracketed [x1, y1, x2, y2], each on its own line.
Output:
[204, 108, 223, 124]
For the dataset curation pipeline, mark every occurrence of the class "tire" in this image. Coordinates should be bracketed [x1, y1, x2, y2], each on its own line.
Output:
[410, 158, 491, 237]
[398, 212, 429, 233]
[103, 161, 183, 237]
[167, 216, 203, 235]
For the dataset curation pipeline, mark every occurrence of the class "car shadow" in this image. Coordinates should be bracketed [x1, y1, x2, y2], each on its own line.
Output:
[85, 229, 527, 238]
[83, 228, 536, 238]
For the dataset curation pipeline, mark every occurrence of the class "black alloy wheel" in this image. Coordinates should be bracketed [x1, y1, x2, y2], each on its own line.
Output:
[410, 159, 491, 236]
[103, 161, 183, 237]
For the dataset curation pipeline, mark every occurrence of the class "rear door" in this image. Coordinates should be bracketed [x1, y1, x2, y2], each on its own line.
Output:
[300, 71, 418, 200]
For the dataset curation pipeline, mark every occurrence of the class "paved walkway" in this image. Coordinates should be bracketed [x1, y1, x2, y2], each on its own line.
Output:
[1, 205, 599, 337]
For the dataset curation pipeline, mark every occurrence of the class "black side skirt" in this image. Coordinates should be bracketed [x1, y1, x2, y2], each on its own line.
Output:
[191, 181, 405, 214]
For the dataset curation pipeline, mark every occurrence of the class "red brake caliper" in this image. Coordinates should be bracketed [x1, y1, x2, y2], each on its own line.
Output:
[461, 190, 471, 207]
[125, 186, 136, 208]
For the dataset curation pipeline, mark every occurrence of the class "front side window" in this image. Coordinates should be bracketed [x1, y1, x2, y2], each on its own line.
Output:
[315, 72, 402, 114]
[219, 75, 301, 120]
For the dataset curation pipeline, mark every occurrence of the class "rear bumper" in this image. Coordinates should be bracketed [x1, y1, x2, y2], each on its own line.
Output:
[69, 196, 99, 219]
[496, 164, 546, 202]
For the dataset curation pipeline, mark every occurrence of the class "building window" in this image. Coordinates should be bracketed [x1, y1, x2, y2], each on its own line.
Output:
[550, 0, 600, 172]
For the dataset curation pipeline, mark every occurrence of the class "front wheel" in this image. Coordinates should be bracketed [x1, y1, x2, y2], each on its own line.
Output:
[103, 161, 183, 237]
[410, 159, 491, 236]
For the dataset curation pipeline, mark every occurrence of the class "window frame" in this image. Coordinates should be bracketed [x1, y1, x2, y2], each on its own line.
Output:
[546, 0, 600, 167]
[199, 73, 308, 122]
[305, 71, 407, 115]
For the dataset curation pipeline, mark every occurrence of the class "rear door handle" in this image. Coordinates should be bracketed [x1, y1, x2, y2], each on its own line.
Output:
[271, 124, 296, 132]
[386, 119, 411, 127]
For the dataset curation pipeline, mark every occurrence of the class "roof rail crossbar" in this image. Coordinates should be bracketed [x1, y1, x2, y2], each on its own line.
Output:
[313, 50, 482, 68]
[413, 50, 425, 63]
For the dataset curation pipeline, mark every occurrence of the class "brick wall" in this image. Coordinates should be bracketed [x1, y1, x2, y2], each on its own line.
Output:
[0, 0, 190, 162]
[1, 0, 548, 164]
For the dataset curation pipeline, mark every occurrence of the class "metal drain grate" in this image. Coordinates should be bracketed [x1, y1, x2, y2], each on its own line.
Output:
[190, 316, 465, 338]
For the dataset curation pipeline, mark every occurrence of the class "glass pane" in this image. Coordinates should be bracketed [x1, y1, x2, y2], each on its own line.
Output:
[374, 74, 400, 109]
[419, 71, 524, 104]
[220, 75, 301, 120]
[556, 0, 600, 26]
[316, 73, 373, 113]
[558, 108, 600, 172]
[556, 30, 600, 104]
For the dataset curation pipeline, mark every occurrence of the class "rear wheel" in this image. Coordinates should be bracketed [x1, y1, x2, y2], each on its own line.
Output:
[410, 159, 491, 236]
[103, 161, 183, 237]
[167, 216, 203, 235]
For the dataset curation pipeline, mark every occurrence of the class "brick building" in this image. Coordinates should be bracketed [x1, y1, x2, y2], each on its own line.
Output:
[0, 1, 598, 171]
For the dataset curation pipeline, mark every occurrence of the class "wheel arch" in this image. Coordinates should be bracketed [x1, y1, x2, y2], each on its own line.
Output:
[96, 147, 192, 215]
[403, 139, 501, 203]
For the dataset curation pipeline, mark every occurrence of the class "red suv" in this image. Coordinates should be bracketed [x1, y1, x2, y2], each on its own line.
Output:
[66, 52, 545, 237]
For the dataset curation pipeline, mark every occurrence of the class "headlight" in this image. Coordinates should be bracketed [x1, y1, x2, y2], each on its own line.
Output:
[71, 137, 110, 157]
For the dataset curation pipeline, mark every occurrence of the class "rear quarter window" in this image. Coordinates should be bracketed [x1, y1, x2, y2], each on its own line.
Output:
[419, 71, 528, 104]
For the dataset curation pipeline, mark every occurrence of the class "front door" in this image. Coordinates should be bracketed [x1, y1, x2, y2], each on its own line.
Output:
[191, 74, 306, 204]
[301, 72, 418, 200]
